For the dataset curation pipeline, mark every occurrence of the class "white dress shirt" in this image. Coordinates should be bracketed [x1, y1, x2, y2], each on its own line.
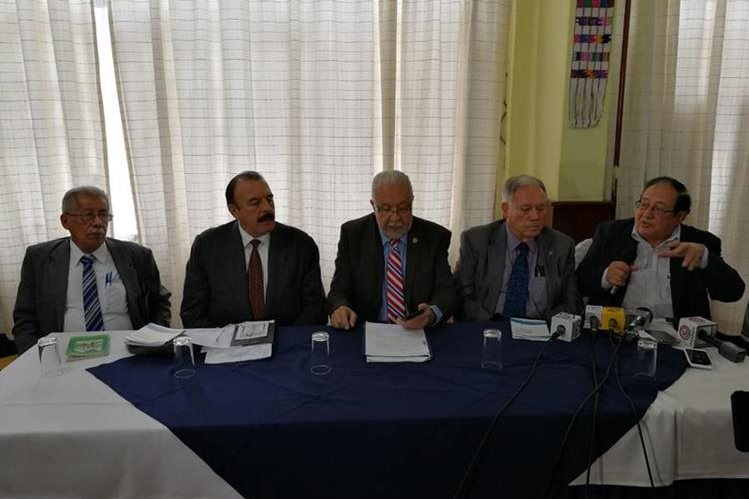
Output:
[238, 226, 270, 295]
[64, 241, 132, 332]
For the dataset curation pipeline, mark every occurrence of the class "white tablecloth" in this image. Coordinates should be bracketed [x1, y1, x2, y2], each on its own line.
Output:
[1, 332, 748, 498]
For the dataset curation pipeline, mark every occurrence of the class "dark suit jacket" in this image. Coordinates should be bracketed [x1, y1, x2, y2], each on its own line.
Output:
[454, 221, 582, 321]
[12, 238, 172, 353]
[577, 218, 745, 322]
[180, 221, 326, 328]
[326, 214, 458, 324]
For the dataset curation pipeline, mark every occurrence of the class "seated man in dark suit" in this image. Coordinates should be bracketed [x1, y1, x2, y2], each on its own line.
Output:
[181, 171, 326, 328]
[454, 175, 582, 321]
[13, 186, 171, 354]
[327, 170, 457, 330]
[578, 176, 744, 321]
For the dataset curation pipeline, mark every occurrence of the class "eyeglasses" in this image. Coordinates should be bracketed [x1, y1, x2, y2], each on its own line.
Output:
[375, 204, 412, 217]
[634, 201, 675, 216]
[65, 212, 114, 223]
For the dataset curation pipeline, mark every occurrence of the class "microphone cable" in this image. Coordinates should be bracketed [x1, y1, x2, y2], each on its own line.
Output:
[544, 329, 625, 499]
[452, 330, 562, 499]
[583, 327, 602, 497]
[613, 348, 655, 487]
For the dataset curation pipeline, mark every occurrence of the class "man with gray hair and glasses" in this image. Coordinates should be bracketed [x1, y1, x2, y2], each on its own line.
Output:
[12, 186, 171, 353]
[454, 174, 581, 320]
[327, 170, 457, 330]
[578, 176, 744, 322]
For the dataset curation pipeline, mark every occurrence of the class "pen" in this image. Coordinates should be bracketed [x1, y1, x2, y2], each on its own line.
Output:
[105, 272, 112, 287]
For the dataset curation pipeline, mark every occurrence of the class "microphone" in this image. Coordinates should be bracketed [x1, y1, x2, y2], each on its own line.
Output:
[551, 312, 582, 342]
[610, 245, 638, 295]
[698, 330, 746, 363]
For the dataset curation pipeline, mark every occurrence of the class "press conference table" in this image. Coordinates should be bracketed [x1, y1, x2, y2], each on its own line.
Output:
[0, 323, 747, 499]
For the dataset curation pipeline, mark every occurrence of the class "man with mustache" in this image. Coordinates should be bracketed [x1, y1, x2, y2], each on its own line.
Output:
[181, 171, 326, 327]
[327, 170, 457, 330]
[12, 186, 171, 353]
[454, 175, 581, 320]
[578, 176, 744, 321]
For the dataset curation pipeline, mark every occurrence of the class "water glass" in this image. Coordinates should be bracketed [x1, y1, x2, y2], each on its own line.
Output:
[38, 336, 63, 378]
[310, 331, 332, 375]
[172, 336, 196, 379]
[481, 329, 503, 370]
[634, 337, 658, 379]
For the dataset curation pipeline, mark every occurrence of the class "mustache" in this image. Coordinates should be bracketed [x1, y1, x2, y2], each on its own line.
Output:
[259, 212, 275, 223]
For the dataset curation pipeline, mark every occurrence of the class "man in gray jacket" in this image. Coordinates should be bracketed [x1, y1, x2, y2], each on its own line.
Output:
[454, 175, 581, 321]
[13, 186, 171, 353]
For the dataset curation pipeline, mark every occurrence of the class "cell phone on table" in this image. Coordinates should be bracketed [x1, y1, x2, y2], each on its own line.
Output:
[684, 348, 713, 369]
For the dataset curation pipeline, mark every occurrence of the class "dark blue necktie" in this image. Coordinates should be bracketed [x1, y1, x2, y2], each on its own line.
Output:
[503, 242, 529, 318]
[81, 255, 104, 331]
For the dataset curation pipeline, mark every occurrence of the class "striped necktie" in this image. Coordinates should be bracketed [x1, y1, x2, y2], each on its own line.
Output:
[386, 239, 406, 322]
[80, 255, 104, 331]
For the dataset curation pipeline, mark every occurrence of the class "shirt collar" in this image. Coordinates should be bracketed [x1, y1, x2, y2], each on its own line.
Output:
[504, 223, 537, 254]
[238, 223, 271, 248]
[70, 239, 110, 265]
[378, 227, 408, 247]
[632, 223, 681, 248]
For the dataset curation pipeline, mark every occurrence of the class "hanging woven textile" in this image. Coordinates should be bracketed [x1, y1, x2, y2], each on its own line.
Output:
[569, 0, 615, 128]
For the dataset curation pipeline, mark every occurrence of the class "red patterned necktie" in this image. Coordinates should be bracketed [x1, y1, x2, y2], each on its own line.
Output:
[248, 239, 264, 319]
[386, 239, 406, 322]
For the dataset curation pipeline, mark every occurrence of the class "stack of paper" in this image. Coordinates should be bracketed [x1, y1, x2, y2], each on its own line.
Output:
[364, 322, 431, 363]
[510, 318, 550, 341]
[187, 321, 274, 364]
[125, 323, 184, 346]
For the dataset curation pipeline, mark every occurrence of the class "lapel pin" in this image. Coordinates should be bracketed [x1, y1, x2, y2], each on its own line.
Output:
[412, 237, 419, 244]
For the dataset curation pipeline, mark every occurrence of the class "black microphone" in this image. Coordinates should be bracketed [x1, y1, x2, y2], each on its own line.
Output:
[698, 331, 746, 363]
[610, 245, 638, 295]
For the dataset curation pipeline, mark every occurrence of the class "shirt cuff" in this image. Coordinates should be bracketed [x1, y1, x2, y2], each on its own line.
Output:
[429, 305, 443, 326]
[699, 247, 709, 269]
[601, 268, 613, 290]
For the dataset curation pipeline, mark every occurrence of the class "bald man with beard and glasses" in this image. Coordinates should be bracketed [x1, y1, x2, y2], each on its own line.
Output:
[326, 170, 457, 330]
[454, 175, 581, 321]
[578, 176, 745, 322]
[181, 171, 326, 328]
[13, 186, 171, 354]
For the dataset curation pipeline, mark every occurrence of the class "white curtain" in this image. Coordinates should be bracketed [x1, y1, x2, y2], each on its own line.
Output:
[608, 0, 749, 331]
[108, 0, 509, 324]
[0, 0, 107, 334]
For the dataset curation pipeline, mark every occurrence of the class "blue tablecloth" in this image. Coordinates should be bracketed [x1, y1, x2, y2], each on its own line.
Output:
[89, 322, 686, 499]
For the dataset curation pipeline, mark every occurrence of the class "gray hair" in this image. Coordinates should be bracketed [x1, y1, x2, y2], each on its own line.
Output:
[61, 186, 109, 213]
[501, 175, 547, 203]
[371, 170, 413, 197]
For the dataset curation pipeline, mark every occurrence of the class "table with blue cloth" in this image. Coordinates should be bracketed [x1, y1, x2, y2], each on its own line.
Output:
[89, 321, 686, 499]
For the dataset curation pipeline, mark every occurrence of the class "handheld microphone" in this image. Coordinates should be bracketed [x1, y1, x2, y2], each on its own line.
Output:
[610, 245, 638, 295]
[698, 331, 746, 363]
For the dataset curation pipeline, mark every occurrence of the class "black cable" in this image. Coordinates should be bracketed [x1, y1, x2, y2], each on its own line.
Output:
[452, 332, 562, 499]
[613, 348, 655, 487]
[544, 331, 626, 499]
[584, 330, 601, 498]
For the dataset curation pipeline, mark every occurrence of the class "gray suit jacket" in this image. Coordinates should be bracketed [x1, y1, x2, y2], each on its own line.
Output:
[454, 220, 582, 321]
[326, 214, 458, 324]
[180, 221, 326, 328]
[13, 238, 172, 353]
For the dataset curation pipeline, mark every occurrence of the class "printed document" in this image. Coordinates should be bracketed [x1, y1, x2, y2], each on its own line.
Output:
[364, 322, 431, 363]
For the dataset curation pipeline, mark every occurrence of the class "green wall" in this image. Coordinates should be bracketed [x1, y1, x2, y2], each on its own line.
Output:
[505, 0, 612, 202]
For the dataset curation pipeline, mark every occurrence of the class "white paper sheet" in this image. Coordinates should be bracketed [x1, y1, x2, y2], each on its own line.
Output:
[364, 322, 430, 362]
[125, 323, 184, 346]
[510, 318, 550, 341]
[203, 343, 272, 364]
